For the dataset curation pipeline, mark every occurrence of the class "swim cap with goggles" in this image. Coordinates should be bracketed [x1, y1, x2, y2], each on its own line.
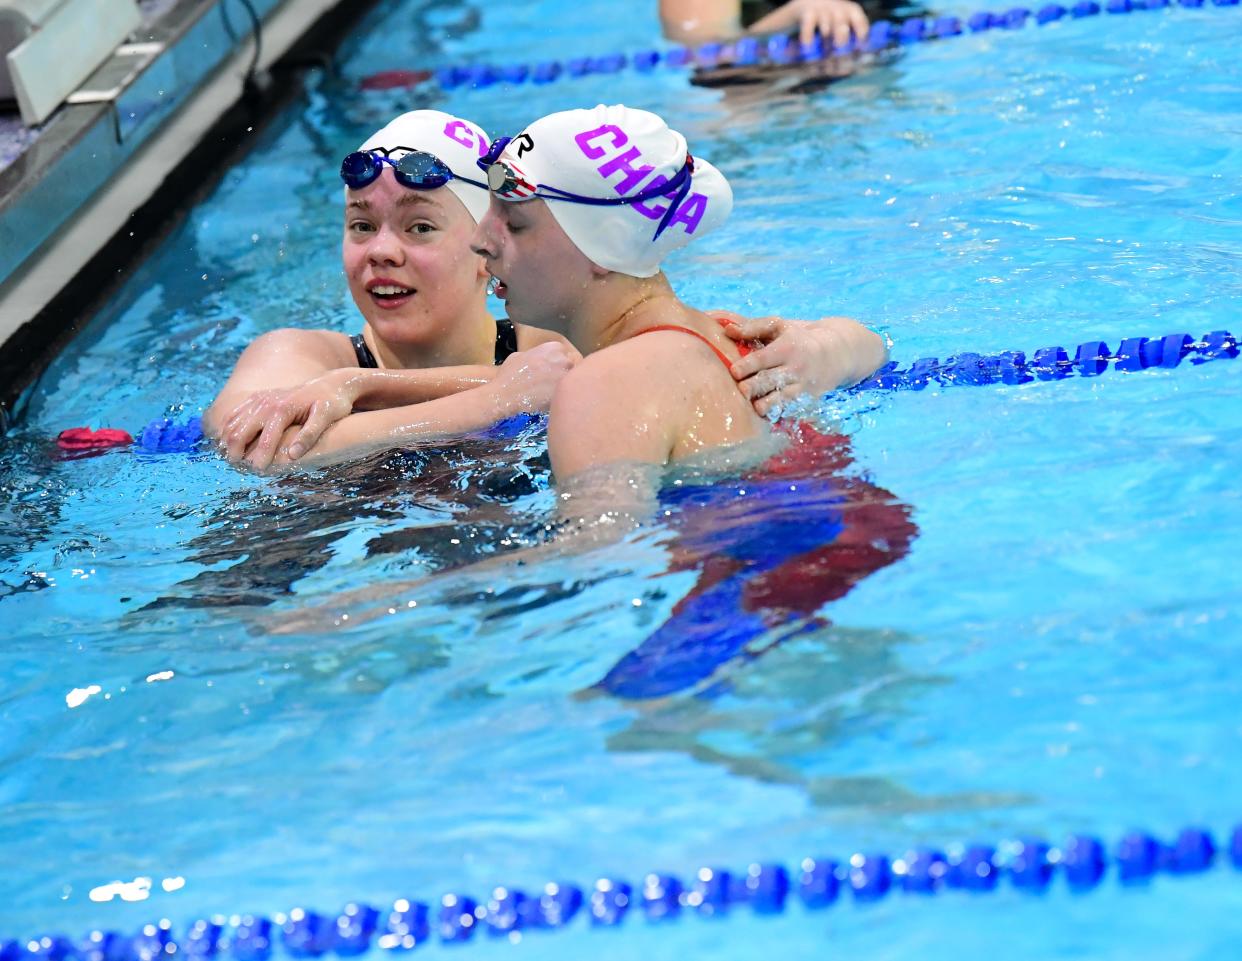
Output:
[341, 110, 493, 222]
[478, 104, 733, 278]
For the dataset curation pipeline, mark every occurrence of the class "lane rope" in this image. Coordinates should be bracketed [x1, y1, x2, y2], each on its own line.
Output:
[7, 823, 1240, 956]
[853, 329, 1238, 391]
[48, 328, 1238, 453]
[420, 0, 1240, 91]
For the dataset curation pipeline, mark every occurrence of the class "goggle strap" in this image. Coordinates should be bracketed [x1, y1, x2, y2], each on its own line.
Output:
[482, 148, 697, 244]
[523, 156, 693, 209]
[478, 136, 513, 171]
[651, 158, 695, 241]
[651, 171, 694, 242]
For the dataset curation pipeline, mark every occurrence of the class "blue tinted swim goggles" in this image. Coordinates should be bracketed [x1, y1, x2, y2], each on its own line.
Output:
[478, 136, 696, 242]
[340, 146, 489, 191]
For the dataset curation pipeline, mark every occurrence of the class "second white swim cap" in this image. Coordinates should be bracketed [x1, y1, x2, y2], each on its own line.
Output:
[488, 104, 733, 278]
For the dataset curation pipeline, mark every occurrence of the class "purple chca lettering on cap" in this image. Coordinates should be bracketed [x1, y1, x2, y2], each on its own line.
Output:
[443, 119, 488, 156]
[631, 173, 707, 233]
[597, 147, 656, 193]
[575, 124, 628, 159]
[665, 192, 708, 234]
[574, 124, 708, 236]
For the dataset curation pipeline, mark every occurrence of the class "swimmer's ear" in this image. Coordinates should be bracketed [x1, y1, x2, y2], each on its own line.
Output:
[588, 262, 610, 279]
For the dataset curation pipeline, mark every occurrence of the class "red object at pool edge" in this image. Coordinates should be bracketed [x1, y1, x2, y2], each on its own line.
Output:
[359, 69, 432, 90]
[56, 427, 134, 450]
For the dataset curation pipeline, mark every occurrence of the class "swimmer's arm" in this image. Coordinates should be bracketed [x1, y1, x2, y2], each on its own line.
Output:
[340, 365, 498, 409]
[264, 386, 512, 468]
[203, 328, 340, 440]
[713, 312, 888, 416]
[658, 0, 742, 41]
[256, 341, 577, 469]
[746, 0, 870, 47]
[338, 328, 578, 408]
[214, 365, 498, 467]
[659, 0, 869, 46]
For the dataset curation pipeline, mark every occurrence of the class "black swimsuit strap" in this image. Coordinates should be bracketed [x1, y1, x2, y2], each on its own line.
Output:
[353, 322, 514, 369]
[494, 317, 518, 365]
[350, 333, 379, 369]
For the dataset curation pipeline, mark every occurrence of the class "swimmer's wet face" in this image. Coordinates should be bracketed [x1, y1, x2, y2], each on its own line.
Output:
[342, 169, 488, 348]
[470, 194, 597, 329]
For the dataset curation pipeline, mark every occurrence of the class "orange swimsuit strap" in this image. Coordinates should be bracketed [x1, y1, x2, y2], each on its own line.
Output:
[633, 322, 752, 370]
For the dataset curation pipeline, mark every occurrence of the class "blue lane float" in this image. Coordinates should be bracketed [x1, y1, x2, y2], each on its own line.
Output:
[7, 823, 1241, 957]
[429, 0, 1240, 90]
[853, 329, 1237, 392]
[137, 416, 205, 453]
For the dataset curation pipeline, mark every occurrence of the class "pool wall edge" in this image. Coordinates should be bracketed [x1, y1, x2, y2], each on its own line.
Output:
[0, 0, 385, 422]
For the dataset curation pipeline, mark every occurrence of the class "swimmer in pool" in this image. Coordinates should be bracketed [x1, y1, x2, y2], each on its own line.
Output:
[203, 110, 576, 470]
[475, 104, 829, 498]
[660, 0, 870, 49]
[205, 109, 886, 471]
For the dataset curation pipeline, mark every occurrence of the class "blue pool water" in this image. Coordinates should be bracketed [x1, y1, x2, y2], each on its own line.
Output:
[1, 0, 1241, 954]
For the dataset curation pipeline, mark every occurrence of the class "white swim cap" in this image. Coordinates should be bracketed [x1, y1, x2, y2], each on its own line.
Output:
[487, 104, 733, 278]
[357, 109, 492, 222]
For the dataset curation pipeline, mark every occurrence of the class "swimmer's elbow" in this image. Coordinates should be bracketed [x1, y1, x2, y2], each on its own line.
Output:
[867, 322, 890, 367]
[865, 323, 890, 375]
[658, 0, 741, 41]
[826, 315, 889, 385]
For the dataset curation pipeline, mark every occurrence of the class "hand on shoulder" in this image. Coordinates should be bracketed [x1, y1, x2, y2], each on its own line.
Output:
[492, 341, 581, 415]
[714, 312, 887, 416]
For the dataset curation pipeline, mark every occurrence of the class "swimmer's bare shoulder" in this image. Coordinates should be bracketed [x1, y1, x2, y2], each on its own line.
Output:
[547, 331, 760, 479]
[204, 327, 354, 437]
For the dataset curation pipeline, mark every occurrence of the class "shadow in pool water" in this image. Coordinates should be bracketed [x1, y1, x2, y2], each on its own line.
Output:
[137, 437, 551, 612]
[604, 621, 1033, 813]
[142, 418, 952, 817]
[0, 436, 74, 598]
[594, 424, 918, 698]
[570, 426, 1023, 811]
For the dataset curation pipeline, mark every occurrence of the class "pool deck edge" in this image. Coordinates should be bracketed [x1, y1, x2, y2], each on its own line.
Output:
[0, 0, 381, 421]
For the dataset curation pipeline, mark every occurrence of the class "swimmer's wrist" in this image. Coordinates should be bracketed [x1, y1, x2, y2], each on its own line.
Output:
[330, 369, 376, 408]
[343, 371, 368, 404]
[482, 379, 519, 418]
